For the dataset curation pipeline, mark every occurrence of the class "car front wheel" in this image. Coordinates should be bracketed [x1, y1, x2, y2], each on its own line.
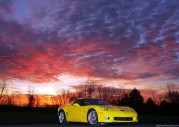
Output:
[87, 109, 98, 125]
[58, 110, 67, 124]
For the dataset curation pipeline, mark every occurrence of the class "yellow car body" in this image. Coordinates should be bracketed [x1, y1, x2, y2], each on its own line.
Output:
[57, 98, 138, 125]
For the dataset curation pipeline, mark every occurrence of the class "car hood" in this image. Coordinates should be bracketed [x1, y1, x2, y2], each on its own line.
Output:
[99, 105, 135, 112]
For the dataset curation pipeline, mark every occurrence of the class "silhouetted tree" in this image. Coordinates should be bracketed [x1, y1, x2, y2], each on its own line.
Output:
[35, 96, 39, 108]
[0, 79, 7, 100]
[119, 88, 144, 112]
[97, 85, 103, 99]
[12, 91, 21, 106]
[166, 84, 179, 104]
[145, 97, 157, 114]
[57, 89, 70, 104]
[76, 90, 84, 98]
[128, 88, 144, 111]
[27, 87, 35, 107]
[146, 97, 156, 107]
[99, 87, 110, 101]
[159, 99, 176, 115]
[28, 95, 35, 107]
[158, 84, 179, 115]
[98, 86, 125, 105]
[119, 93, 130, 106]
[80, 79, 96, 98]
[160, 99, 168, 105]
[112, 86, 125, 105]
[68, 93, 77, 102]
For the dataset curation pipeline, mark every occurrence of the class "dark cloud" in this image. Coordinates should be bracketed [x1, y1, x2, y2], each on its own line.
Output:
[137, 73, 159, 79]
[0, 0, 179, 84]
[0, 0, 13, 14]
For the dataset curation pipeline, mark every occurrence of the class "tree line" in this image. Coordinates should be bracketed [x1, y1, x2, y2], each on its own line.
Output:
[0, 79, 179, 115]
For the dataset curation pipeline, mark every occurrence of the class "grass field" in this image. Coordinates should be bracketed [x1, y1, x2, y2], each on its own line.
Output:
[0, 111, 178, 124]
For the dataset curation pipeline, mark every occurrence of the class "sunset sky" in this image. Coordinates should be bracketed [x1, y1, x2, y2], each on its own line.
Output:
[0, 0, 179, 97]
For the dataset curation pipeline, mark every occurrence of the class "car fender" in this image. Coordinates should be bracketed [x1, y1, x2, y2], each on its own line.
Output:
[58, 105, 69, 118]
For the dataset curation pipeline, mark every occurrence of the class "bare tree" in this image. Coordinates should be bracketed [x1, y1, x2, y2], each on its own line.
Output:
[69, 93, 77, 102]
[152, 91, 160, 105]
[51, 96, 58, 106]
[97, 86, 112, 102]
[12, 91, 21, 106]
[80, 79, 96, 98]
[111, 86, 125, 104]
[166, 83, 179, 104]
[76, 90, 84, 98]
[97, 85, 125, 105]
[6, 95, 15, 105]
[97, 85, 103, 99]
[0, 79, 7, 99]
[35, 96, 40, 107]
[102, 87, 110, 101]
[57, 89, 70, 104]
[27, 87, 35, 107]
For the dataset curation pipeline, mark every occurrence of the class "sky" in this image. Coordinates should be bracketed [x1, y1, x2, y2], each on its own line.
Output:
[0, 0, 179, 97]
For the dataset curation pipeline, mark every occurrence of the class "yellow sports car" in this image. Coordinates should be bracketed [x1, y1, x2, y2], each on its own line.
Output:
[57, 98, 138, 125]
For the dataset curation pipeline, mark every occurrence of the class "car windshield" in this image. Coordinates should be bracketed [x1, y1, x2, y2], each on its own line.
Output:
[82, 99, 110, 106]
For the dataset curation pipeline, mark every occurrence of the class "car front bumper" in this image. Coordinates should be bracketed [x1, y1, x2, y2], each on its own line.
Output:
[97, 110, 138, 123]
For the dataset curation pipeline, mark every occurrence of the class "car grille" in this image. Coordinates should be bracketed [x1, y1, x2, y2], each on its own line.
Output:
[114, 117, 133, 121]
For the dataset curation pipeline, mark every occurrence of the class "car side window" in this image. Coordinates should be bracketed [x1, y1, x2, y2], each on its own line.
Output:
[73, 100, 78, 104]
[73, 99, 85, 106]
[73, 99, 80, 105]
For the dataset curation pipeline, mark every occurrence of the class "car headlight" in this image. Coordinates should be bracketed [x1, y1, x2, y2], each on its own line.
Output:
[129, 107, 136, 112]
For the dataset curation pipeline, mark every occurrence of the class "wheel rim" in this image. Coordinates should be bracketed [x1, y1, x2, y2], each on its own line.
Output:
[88, 111, 97, 125]
[59, 111, 64, 123]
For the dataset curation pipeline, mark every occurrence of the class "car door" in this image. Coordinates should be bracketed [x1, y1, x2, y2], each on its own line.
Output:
[67, 99, 84, 122]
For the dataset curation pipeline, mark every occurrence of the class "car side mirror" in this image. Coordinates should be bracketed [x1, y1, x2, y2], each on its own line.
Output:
[73, 103, 80, 107]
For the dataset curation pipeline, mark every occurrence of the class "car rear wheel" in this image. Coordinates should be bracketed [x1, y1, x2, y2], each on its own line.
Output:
[58, 110, 67, 124]
[87, 109, 98, 125]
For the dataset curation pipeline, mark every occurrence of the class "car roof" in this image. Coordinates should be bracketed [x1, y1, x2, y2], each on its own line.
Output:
[77, 98, 100, 100]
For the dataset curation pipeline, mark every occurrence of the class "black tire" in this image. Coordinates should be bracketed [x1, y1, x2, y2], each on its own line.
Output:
[87, 109, 98, 126]
[58, 110, 68, 124]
